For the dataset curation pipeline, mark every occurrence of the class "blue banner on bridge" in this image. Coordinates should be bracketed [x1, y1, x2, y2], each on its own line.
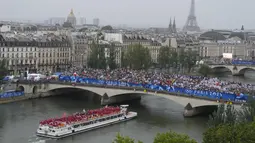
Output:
[0, 91, 25, 98]
[58, 75, 249, 103]
[232, 60, 255, 65]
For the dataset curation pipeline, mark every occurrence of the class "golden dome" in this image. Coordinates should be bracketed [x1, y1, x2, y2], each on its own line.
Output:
[68, 9, 75, 17]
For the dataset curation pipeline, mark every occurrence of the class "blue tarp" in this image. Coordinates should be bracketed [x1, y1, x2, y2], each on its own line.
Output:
[2, 76, 10, 81]
[232, 60, 255, 65]
[0, 91, 24, 98]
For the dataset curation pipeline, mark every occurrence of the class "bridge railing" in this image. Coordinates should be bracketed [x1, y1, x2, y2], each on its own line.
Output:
[232, 60, 255, 66]
[17, 78, 251, 103]
[208, 60, 255, 66]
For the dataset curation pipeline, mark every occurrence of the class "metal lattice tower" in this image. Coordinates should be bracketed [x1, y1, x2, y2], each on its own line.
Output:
[183, 0, 200, 32]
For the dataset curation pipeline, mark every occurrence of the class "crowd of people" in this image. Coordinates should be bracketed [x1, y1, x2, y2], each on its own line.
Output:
[57, 67, 254, 96]
[39, 106, 121, 127]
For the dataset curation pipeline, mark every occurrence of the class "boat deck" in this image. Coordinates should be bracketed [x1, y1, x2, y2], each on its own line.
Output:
[36, 112, 137, 139]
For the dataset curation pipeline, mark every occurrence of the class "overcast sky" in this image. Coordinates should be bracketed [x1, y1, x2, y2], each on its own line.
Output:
[0, 0, 254, 29]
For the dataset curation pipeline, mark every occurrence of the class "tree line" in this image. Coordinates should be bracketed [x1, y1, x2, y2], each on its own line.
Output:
[87, 41, 199, 72]
[112, 100, 255, 143]
[87, 42, 152, 70]
[158, 46, 198, 72]
[0, 59, 8, 80]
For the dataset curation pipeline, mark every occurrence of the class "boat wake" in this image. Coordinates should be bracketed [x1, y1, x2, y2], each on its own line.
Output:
[28, 135, 56, 143]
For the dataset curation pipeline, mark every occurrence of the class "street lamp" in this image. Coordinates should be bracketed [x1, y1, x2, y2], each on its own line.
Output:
[81, 53, 84, 68]
[15, 53, 18, 75]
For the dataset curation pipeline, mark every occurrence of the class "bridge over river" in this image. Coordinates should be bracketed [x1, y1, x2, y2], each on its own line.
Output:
[209, 64, 255, 76]
[15, 81, 242, 117]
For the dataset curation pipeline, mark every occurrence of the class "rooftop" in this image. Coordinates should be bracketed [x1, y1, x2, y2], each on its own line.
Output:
[0, 32, 69, 43]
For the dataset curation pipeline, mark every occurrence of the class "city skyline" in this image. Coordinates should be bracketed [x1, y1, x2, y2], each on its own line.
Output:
[0, 0, 254, 29]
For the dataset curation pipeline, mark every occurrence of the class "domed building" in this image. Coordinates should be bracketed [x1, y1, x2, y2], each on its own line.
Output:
[66, 9, 76, 26]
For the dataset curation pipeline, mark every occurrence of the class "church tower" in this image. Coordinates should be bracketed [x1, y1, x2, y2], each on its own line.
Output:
[168, 18, 173, 33]
[173, 17, 177, 33]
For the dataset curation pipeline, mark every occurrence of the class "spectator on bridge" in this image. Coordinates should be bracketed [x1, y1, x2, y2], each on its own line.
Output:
[23, 67, 254, 96]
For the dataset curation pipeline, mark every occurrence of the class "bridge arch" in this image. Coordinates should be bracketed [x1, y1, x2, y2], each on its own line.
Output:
[33, 86, 38, 94]
[18, 86, 25, 92]
[211, 66, 232, 73]
[18, 83, 223, 117]
[48, 87, 102, 97]
[238, 67, 255, 75]
[111, 92, 219, 117]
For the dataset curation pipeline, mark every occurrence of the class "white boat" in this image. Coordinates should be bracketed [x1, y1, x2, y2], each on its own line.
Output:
[36, 105, 137, 139]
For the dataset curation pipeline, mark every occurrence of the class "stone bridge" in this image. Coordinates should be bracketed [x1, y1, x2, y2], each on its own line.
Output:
[209, 65, 255, 76]
[16, 82, 241, 117]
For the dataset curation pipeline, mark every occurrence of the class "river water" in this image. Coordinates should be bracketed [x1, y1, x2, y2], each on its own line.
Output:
[1, 70, 255, 143]
[217, 70, 255, 84]
[0, 94, 207, 143]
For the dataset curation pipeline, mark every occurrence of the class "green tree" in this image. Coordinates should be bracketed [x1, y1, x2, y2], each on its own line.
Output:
[87, 40, 106, 69]
[125, 44, 152, 70]
[107, 43, 117, 70]
[184, 50, 198, 72]
[88, 40, 99, 68]
[169, 49, 178, 68]
[178, 48, 186, 68]
[158, 46, 171, 68]
[120, 51, 128, 68]
[101, 25, 113, 31]
[207, 104, 237, 127]
[198, 64, 212, 77]
[0, 59, 8, 80]
[153, 131, 197, 143]
[98, 44, 107, 69]
[203, 122, 255, 143]
[113, 133, 143, 143]
[238, 99, 255, 123]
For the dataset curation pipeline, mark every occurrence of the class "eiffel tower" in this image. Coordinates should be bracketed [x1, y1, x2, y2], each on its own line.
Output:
[183, 0, 200, 32]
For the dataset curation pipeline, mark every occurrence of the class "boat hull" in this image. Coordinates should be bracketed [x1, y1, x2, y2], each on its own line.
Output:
[36, 112, 137, 139]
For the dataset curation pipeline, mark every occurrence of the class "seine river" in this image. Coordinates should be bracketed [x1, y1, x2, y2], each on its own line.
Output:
[217, 70, 255, 84]
[0, 94, 208, 143]
[0, 70, 254, 143]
